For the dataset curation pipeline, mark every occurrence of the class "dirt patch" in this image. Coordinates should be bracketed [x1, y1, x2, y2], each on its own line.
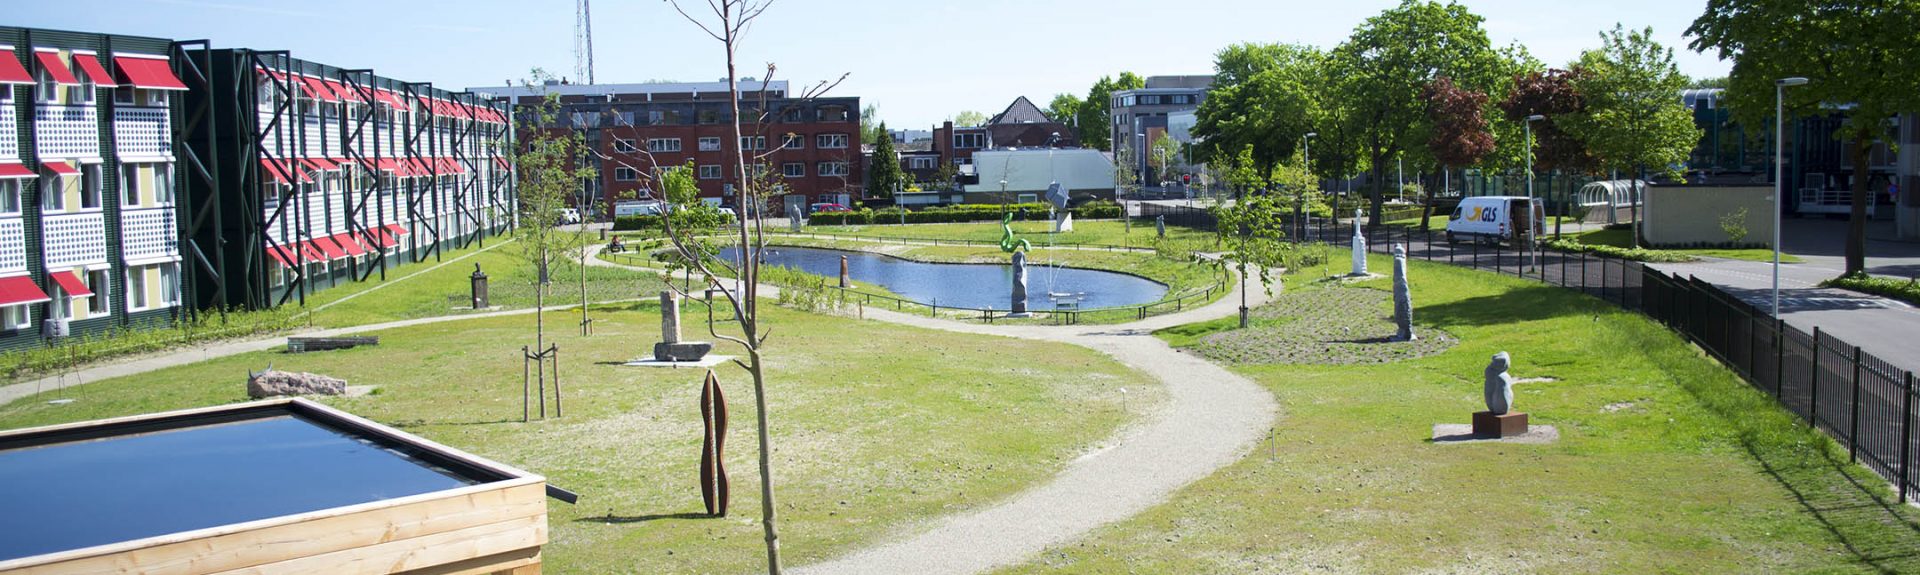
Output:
[1193, 286, 1457, 365]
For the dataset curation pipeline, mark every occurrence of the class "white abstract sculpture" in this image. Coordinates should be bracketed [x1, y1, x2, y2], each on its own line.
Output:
[1350, 208, 1368, 276]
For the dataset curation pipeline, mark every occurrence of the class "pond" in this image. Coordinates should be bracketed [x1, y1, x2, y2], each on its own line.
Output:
[719, 246, 1169, 311]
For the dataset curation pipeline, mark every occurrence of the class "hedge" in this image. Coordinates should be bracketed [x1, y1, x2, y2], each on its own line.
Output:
[1821, 273, 1920, 307]
[809, 201, 1122, 226]
[612, 215, 663, 231]
[1541, 238, 1696, 263]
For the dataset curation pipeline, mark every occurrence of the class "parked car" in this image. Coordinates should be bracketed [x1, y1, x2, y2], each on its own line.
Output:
[614, 201, 665, 217]
[1445, 196, 1543, 245]
[809, 203, 850, 214]
[556, 208, 581, 225]
[717, 207, 738, 221]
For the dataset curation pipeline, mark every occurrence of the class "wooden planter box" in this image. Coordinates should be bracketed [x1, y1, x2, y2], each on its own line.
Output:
[0, 399, 550, 575]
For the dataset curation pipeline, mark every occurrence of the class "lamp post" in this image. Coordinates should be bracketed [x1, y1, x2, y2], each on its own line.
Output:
[1524, 114, 1545, 272]
[1303, 132, 1317, 240]
[1774, 77, 1809, 319]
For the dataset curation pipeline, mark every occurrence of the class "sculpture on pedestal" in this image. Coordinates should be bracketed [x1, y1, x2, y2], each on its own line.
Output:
[1350, 208, 1368, 276]
[699, 370, 730, 516]
[1047, 181, 1073, 232]
[1392, 243, 1414, 341]
[1484, 352, 1514, 414]
[1001, 213, 1032, 316]
[653, 291, 713, 362]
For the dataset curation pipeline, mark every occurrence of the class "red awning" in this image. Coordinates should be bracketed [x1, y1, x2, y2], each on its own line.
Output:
[41, 162, 79, 176]
[266, 244, 301, 267]
[0, 53, 32, 85]
[33, 51, 79, 86]
[311, 237, 349, 260]
[296, 241, 327, 262]
[113, 56, 186, 90]
[49, 270, 92, 298]
[374, 90, 408, 109]
[410, 158, 434, 176]
[324, 80, 364, 103]
[0, 275, 51, 306]
[298, 77, 338, 102]
[384, 224, 410, 239]
[301, 157, 339, 172]
[374, 158, 400, 173]
[0, 163, 36, 179]
[328, 233, 367, 256]
[492, 156, 510, 170]
[260, 158, 312, 184]
[69, 53, 115, 87]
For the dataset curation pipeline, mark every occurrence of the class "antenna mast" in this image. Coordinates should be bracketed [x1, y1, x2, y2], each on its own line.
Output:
[574, 0, 595, 84]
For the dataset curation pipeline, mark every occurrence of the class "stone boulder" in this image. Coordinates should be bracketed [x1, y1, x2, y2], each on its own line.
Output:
[654, 341, 715, 363]
[248, 370, 348, 399]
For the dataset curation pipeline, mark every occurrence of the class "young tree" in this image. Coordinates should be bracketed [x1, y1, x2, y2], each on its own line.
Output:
[1267, 149, 1321, 241]
[950, 110, 987, 127]
[1575, 25, 1700, 247]
[512, 70, 591, 350]
[1213, 175, 1290, 328]
[1225, 144, 1265, 199]
[1690, 1, 1920, 274]
[1113, 136, 1139, 233]
[1149, 133, 1182, 185]
[661, 1, 846, 572]
[1422, 76, 1496, 230]
[1046, 93, 1082, 125]
[866, 121, 904, 198]
[1331, 0, 1506, 225]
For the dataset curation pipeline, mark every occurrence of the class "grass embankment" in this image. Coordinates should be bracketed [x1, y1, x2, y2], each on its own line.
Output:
[998, 254, 1920, 574]
[794, 219, 1215, 250]
[1822, 273, 1920, 306]
[0, 300, 1162, 574]
[760, 235, 1230, 324]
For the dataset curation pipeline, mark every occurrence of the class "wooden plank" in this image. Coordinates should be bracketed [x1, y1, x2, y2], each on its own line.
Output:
[392, 547, 539, 575]
[0, 399, 295, 441]
[5, 482, 545, 575]
[203, 515, 547, 575]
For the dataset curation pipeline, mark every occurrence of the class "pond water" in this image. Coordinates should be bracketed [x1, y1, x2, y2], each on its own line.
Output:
[719, 246, 1168, 311]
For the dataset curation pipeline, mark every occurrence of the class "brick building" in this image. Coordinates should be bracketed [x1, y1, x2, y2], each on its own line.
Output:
[477, 80, 863, 217]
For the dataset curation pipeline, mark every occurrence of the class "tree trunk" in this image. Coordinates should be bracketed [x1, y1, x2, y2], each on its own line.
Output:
[1368, 150, 1386, 226]
[1421, 165, 1441, 231]
[1847, 131, 1872, 275]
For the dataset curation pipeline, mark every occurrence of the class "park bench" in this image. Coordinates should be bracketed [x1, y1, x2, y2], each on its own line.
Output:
[286, 336, 379, 353]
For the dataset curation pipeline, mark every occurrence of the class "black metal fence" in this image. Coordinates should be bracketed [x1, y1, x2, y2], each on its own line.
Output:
[1263, 215, 1917, 504]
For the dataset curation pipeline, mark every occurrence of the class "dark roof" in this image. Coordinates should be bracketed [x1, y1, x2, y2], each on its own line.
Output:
[989, 96, 1052, 125]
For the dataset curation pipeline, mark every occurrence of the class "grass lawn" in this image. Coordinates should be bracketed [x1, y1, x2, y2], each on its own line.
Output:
[996, 254, 1920, 574]
[1573, 227, 1800, 263]
[0, 301, 1161, 574]
[795, 219, 1215, 249]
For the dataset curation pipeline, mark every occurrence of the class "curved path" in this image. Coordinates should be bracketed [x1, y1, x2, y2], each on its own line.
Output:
[588, 245, 1277, 575]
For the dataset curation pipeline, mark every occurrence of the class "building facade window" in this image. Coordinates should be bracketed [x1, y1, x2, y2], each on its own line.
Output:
[782, 162, 804, 178]
[1, 305, 27, 331]
[647, 138, 682, 152]
[781, 134, 804, 150]
[698, 137, 722, 151]
[86, 268, 108, 314]
[699, 165, 722, 179]
[126, 265, 149, 311]
[614, 166, 639, 182]
[817, 161, 849, 177]
[614, 138, 638, 153]
[155, 164, 173, 204]
[160, 263, 180, 306]
[953, 133, 986, 149]
[80, 164, 101, 209]
[121, 164, 142, 206]
[816, 133, 848, 149]
[816, 105, 849, 122]
[739, 136, 766, 150]
[37, 67, 58, 104]
[909, 156, 936, 170]
[0, 180, 18, 214]
[68, 55, 96, 105]
[42, 172, 64, 211]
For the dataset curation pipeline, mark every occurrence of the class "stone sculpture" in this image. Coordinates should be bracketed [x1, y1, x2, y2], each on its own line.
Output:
[1392, 243, 1414, 341]
[1350, 208, 1368, 276]
[1155, 215, 1166, 238]
[654, 291, 713, 362]
[1001, 213, 1032, 316]
[699, 370, 730, 517]
[839, 254, 850, 289]
[1484, 352, 1514, 414]
[247, 369, 346, 398]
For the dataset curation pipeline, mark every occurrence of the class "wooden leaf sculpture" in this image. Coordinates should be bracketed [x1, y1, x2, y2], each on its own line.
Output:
[699, 370, 730, 517]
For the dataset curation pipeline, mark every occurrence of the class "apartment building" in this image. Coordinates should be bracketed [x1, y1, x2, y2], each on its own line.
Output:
[1111, 75, 1212, 184]
[477, 80, 862, 216]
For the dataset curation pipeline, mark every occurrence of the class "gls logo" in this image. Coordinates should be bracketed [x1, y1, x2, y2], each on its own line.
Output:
[1470, 206, 1501, 222]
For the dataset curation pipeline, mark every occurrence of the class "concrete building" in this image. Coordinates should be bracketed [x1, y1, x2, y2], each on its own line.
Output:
[1110, 75, 1212, 185]
[475, 80, 862, 216]
[962, 148, 1115, 205]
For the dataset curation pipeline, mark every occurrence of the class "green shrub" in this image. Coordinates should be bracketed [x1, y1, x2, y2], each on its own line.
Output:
[1821, 273, 1920, 306]
[0, 306, 308, 381]
[612, 215, 663, 231]
[1542, 238, 1696, 263]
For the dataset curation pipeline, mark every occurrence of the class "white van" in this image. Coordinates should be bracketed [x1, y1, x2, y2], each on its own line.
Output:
[1446, 196, 1544, 244]
[613, 201, 665, 217]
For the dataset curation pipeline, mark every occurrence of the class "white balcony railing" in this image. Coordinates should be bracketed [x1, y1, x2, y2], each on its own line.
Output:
[43, 211, 107, 269]
[36, 105, 101, 159]
[0, 216, 24, 274]
[113, 106, 170, 159]
[120, 207, 178, 264]
[0, 102, 16, 160]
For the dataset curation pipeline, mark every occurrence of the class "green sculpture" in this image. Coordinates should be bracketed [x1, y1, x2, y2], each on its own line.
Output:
[999, 213, 1031, 253]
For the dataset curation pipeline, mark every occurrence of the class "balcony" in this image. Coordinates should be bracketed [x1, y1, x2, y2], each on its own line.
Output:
[0, 216, 23, 274]
[114, 106, 171, 159]
[36, 104, 101, 159]
[0, 103, 16, 160]
[120, 207, 179, 265]
[42, 211, 107, 270]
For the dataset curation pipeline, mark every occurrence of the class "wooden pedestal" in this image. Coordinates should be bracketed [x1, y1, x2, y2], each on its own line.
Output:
[1471, 411, 1529, 437]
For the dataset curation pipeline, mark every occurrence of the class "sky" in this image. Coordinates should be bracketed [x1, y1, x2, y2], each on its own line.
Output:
[13, 0, 1731, 129]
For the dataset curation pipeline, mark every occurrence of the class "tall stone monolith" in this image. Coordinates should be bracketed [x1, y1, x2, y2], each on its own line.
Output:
[1392, 243, 1414, 341]
[1010, 251, 1029, 316]
[1350, 208, 1368, 277]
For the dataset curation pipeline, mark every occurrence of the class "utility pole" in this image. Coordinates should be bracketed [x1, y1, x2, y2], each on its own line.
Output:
[575, 0, 596, 85]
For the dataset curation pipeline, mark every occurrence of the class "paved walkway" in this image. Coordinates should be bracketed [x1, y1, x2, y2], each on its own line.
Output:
[587, 245, 1278, 575]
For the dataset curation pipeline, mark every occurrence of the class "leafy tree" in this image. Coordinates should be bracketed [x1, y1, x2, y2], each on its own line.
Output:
[1266, 148, 1322, 241]
[1225, 144, 1265, 199]
[1422, 76, 1496, 229]
[1149, 133, 1182, 184]
[1193, 43, 1325, 172]
[1213, 175, 1290, 328]
[1574, 25, 1700, 247]
[512, 69, 591, 346]
[1330, 0, 1507, 225]
[1689, 0, 1920, 274]
[1046, 93, 1082, 125]
[1499, 68, 1595, 173]
[931, 159, 959, 192]
[859, 103, 885, 145]
[866, 121, 904, 198]
[950, 110, 987, 127]
[1113, 136, 1140, 233]
[1077, 72, 1146, 151]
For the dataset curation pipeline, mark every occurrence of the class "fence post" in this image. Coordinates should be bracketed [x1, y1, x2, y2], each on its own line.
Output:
[1901, 370, 1913, 504]
[1810, 327, 1822, 428]
[1849, 345, 1863, 463]
[1775, 319, 1785, 398]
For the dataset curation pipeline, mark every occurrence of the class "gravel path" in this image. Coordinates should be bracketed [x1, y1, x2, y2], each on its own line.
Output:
[587, 245, 1278, 575]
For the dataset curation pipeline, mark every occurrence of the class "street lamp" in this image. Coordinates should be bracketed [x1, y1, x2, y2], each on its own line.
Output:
[1774, 77, 1809, 319]
[1303, 132, 1317, 239]
[1524, 114, 1545, 271]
